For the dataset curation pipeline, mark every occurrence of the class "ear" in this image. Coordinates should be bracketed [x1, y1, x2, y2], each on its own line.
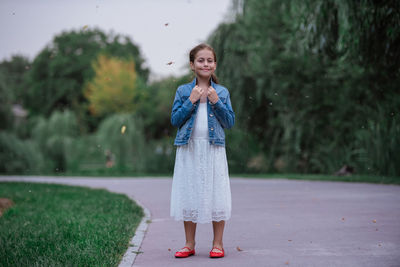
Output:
[190, 62, 194, 71]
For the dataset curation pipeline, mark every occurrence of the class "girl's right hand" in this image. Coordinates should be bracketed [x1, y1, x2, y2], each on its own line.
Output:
[189, 85, 204, 104]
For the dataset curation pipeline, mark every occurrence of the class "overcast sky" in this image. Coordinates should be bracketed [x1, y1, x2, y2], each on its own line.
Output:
[0, 0, 232, 80]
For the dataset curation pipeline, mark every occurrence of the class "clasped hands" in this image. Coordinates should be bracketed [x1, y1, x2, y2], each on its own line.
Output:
[189, 85, 219, 104]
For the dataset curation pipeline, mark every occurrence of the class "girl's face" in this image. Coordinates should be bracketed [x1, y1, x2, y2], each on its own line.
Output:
[190, 49, 216, 80]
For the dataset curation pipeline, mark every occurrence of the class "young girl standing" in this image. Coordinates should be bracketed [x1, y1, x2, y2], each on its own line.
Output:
[170, 43, 235, 258]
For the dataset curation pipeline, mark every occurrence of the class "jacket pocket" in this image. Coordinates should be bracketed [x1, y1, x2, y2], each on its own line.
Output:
[215, 122, 225, 138]
[177, 120, 190, 138]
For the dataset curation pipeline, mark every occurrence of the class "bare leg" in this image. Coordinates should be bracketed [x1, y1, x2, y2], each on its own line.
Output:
[178, 221, 197, 252]
[211, 220, 225, 252]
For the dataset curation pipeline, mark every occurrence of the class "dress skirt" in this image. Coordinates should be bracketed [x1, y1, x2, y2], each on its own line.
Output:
[170, 102, 232, 223]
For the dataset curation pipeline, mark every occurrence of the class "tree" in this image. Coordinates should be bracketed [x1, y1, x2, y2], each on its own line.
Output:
[0, 71, 13, 130]
[84, 54, 143, 117]
[23, 28, 149, 132]
[208, 0, 400, 175]
[0, 55, 31, 103]
[0, 55, 31, 130]
[139, 74, 191, 140]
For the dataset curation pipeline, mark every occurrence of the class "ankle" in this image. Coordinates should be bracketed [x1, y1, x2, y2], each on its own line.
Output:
[212, 241, 223, 249]
[185, 241, 196, 249]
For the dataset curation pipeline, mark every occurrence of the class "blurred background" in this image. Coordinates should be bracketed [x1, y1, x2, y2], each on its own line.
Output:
[0, 0, 399, 177]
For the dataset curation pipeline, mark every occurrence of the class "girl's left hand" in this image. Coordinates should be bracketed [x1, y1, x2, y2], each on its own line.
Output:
[207, 86, 219, 104]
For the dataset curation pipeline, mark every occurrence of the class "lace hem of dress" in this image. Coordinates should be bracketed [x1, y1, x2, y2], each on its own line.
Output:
[172, 209, 231, 223]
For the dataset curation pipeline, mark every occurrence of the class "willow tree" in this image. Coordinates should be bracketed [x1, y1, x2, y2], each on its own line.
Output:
[209, 0, 400, 175]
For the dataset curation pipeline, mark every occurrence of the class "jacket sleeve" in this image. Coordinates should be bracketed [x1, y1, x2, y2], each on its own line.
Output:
[212, 91, 235, 129]
[170, 87, 196, 128]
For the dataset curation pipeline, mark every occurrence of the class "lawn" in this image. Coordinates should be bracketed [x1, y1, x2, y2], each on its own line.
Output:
[0, 182, 143, 266]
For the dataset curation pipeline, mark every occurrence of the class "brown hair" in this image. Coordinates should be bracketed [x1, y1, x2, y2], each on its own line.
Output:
[189, 43, 219, 84]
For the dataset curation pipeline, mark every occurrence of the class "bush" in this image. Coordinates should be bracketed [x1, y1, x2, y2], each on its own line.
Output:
[225, 127, 265, 173]
[0, 132, 44, 174]
[143, 137, 175, 174]
[31, 110, 78, 172]
[354, 110, 400, 177]
[96, 113, 146, 173]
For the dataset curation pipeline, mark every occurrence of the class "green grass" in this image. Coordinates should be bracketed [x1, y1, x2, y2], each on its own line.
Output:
[0, 182, 144, 267]
[231, 173, 400, 185]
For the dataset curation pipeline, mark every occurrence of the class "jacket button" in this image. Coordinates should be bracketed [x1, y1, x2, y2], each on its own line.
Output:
[210, 114, 213, 117]
[210, 127, 214, 131]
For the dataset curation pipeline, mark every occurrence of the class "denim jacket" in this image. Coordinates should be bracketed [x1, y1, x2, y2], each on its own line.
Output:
[171, 78, 235, 146]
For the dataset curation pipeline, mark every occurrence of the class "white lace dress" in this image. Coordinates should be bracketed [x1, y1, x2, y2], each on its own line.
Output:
[170, 101, 232, 223]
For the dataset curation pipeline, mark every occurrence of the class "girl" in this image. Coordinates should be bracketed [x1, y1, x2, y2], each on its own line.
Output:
[170, 43, 235, 258]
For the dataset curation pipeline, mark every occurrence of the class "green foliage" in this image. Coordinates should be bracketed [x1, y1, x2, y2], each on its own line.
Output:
[225, 128, 263, 173]
[138, 75, 191, 140]
[0, 55, 31, 103]
[0, 132, 44, 174]
[354, 110, 400, 177]
[1, 0, 398, 177]
[96, 113, 146, 172]
[31, 110, 78, 172]
[0, 55, 31, 135]
[84, 54, 144, 117]
[209, 0, 400, 175]
[0, 71, 13, 130]
[143, 137, 176, 174]
[299, 0, 400, 74]
[23, 28, 149, 132]
[64, 134, 104, 173]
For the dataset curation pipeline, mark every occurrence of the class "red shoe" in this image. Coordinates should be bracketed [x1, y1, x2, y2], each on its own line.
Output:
[209, 247, 224, 258]
[175, 246, 195, 258]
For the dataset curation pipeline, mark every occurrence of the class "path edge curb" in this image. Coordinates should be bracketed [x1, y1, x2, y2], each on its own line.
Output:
[118, 198, 151, 267]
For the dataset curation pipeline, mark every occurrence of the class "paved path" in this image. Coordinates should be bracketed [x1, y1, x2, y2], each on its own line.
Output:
[1, 176, 400, 267]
